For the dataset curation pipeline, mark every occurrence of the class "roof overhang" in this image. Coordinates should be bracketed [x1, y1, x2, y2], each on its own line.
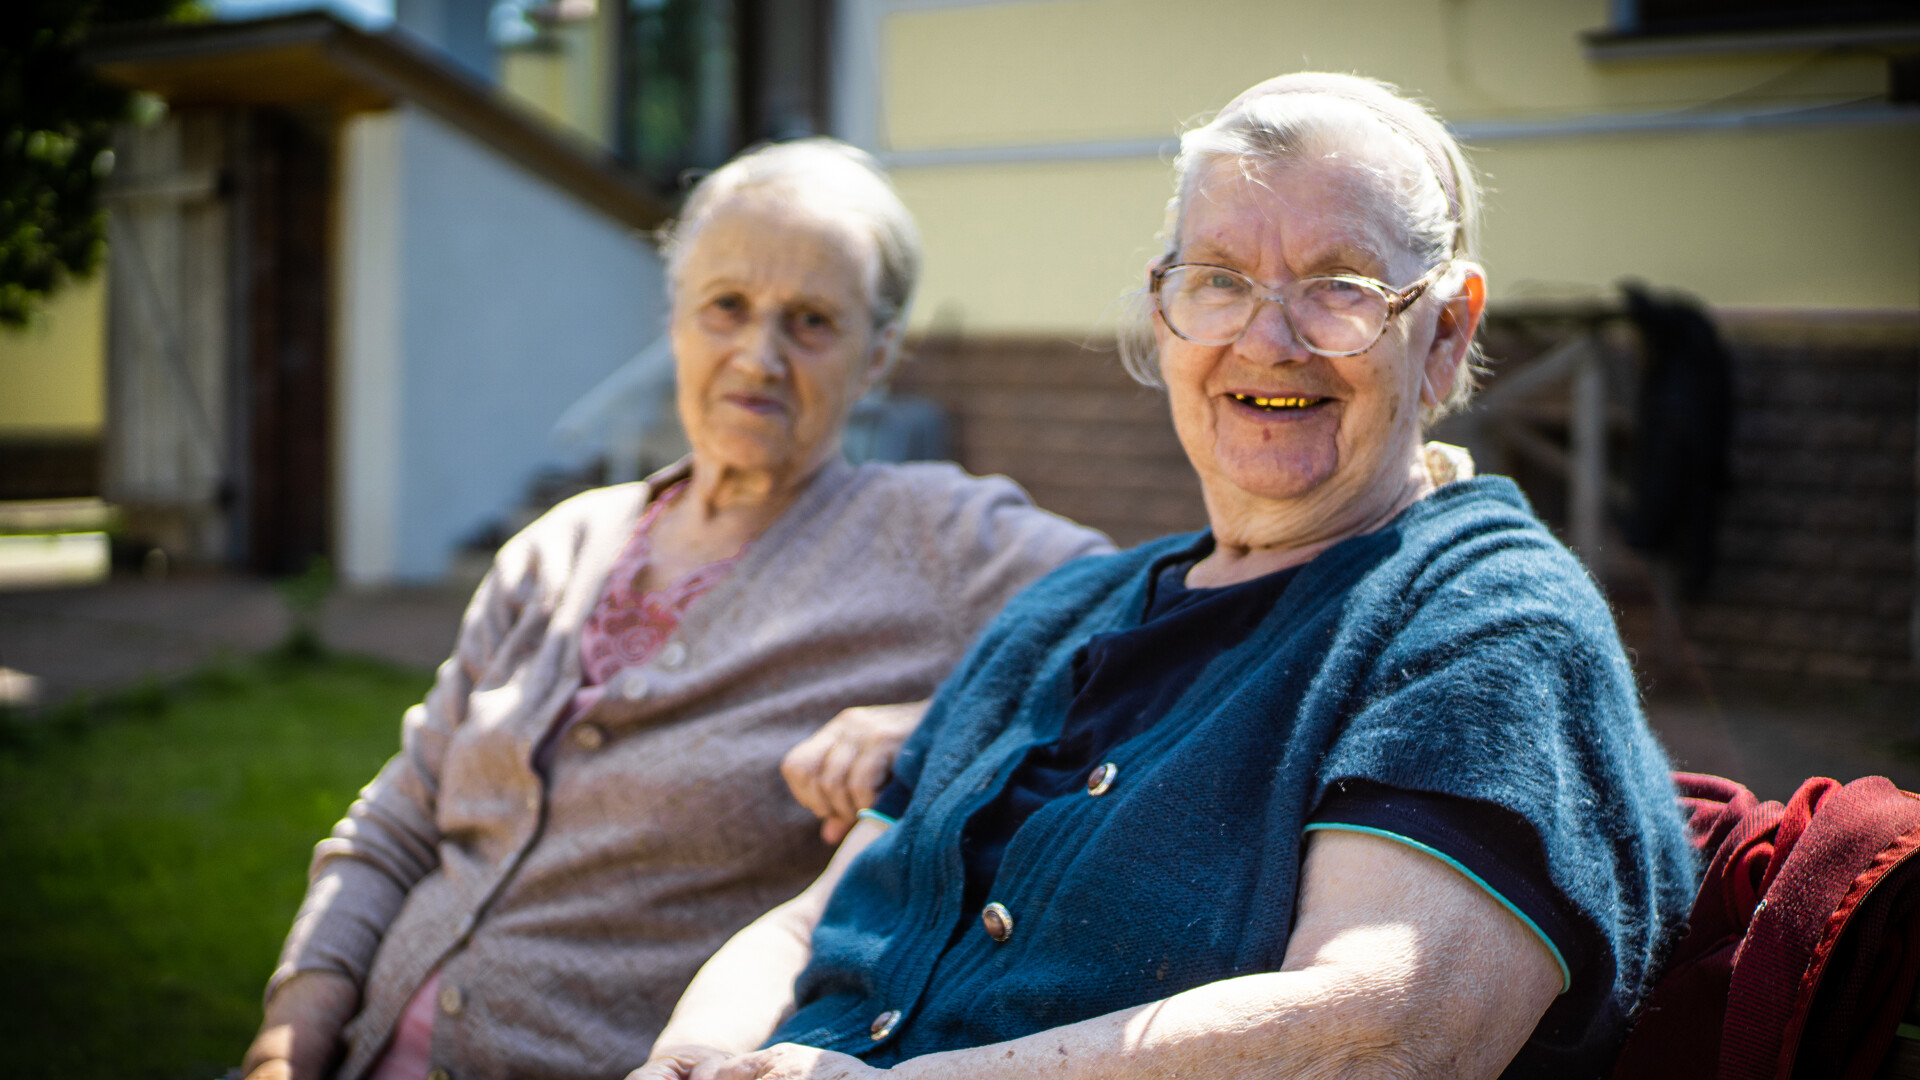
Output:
[85, 12, 669, 231]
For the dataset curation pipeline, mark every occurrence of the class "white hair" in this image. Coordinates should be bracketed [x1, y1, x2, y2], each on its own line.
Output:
[1117, 73, 1485, 421]
[659, 138, 923, 364]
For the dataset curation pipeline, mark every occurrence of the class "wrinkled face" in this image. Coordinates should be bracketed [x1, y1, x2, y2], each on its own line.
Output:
[671, 196, 883, 480]
[1155, 156, 1440, 512]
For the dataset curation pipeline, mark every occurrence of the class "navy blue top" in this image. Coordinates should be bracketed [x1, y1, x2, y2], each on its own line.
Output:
[871, 557, 1596, 979]
[778, 478, 1697, 1078]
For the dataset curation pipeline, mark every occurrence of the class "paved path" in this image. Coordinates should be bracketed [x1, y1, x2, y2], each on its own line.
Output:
[0, 573, 468, 708]
[2, 572, 1914, 802]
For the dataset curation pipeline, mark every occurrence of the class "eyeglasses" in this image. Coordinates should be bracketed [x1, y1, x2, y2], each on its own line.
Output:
[1151, 262, 1444, 357]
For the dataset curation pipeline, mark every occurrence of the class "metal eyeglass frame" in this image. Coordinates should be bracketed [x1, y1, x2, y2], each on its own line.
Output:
[1150, 261, 1447, 358]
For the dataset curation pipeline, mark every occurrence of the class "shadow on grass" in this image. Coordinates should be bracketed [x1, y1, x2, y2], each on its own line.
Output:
[0, 649, 431, 1079]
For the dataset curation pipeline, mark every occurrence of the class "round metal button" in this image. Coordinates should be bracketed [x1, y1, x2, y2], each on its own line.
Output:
[1086, 762, 1118, 797]
[437, 983, 464, 1016]
[658, 640, 688, 668]
[620, 671, 651, 701]
[869, 1008, 902, 1041]
[524, 791, 540, 812]
[426, 1069, 452, 1080]
[570, 722, 605, 751]
[981, 902, 1014, 943]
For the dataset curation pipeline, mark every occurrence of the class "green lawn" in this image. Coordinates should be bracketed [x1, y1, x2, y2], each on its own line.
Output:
[0, 654, 431, 1080]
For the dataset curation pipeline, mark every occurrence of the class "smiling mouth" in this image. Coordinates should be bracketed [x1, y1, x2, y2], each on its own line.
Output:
[1231, 394, 1327, 412]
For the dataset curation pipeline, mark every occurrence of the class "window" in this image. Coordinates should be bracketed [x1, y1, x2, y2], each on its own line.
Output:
[616, 0, 830, 193]
[1607, 0, 1919, 37]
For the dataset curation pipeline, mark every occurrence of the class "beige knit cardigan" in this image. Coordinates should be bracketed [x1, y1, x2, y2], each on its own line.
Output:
[271, 457, 1110, 1080]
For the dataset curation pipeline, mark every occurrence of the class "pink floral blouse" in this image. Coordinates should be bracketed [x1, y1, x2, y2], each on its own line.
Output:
[579, 481, 742, 681]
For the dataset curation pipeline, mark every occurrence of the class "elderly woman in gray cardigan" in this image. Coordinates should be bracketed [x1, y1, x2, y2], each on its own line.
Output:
[635, 75, 1695, 1080]
[240, 140, 1108, 1080]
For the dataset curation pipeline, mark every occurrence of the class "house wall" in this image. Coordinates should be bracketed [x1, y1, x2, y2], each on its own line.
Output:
[337, 110, 405, 584]
[846, 0, 1918, 334]
[0, 277, 106, 436]
[499, 10, 616, 149]
[852, 0, 1919, 681]
[334, 103, 665, 585]
[0, 277, 108, 501]
[394, 0, 498, 82]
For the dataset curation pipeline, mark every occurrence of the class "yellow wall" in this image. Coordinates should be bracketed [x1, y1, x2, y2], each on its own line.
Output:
[500, 10, 616, 149]
[0, 275, 106, 435]
[876, 0, 1918, 333]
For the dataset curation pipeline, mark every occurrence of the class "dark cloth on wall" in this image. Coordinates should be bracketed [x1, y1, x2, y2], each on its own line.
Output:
[1620, 282, 1734, 594]
[779, 477, 1697, 1078]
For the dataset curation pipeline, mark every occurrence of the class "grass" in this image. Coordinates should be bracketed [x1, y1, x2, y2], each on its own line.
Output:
[0, 652, 432, 1080]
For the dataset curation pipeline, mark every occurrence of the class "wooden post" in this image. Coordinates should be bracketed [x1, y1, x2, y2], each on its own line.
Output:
[1569, 334, 1607, 574]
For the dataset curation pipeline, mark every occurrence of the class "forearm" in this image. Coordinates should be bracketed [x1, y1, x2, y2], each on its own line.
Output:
[888, 830, 1557, 1080]
[888, 968, 1412, 1080]
[656, 819, 890, 1055]
[654, 895, 820, 1054]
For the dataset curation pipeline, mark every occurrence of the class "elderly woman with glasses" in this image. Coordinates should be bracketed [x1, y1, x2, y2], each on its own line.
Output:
[633, 74, 1696, 1080]
[239, 140, 1108, 1080]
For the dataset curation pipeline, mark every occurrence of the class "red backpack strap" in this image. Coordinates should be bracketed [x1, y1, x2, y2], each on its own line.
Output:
[1674, 771, 1763, 852]
[1720, 778, 1920, 1080]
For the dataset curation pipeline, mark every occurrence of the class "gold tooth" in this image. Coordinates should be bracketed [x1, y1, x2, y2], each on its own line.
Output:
[1237, 394, 1325, 408]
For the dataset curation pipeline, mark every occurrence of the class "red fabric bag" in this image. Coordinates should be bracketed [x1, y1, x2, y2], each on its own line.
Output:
[1611, 773, 1920, 1079]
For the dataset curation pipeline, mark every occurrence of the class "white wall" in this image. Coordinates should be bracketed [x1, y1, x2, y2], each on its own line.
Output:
[336, 109, 405, 586]
[335, 103, 666, 585]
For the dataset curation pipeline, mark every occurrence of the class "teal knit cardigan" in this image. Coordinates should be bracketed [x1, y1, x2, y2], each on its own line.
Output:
[773, 477, 1697, 1075]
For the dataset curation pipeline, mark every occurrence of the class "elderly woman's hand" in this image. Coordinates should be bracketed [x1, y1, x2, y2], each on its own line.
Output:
[627, 1044, 735, 1080]
[240, 970, 356, 1080]
[782, 701, 928, 842]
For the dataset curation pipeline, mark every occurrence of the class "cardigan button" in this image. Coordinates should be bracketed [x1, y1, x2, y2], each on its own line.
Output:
[658, 641, 688, 668]
[570, 722, 605, 751]
[426, 1070, 451, 1080]
[620, 671, 651, 701]
[981, 902, 1014, 942]
[1086, 762, 1118, 797]
[437, 983, 464, 1016]
[869, 1009, 902, 1041]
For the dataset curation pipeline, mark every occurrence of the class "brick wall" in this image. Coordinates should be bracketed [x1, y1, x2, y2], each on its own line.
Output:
[892, 316, 1919, 683]
[891, 335, 1205, 548]
[1681, 316, 1917, 682]
[0, 437, 101, 500]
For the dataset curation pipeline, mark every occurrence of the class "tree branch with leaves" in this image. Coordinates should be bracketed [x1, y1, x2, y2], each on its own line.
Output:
[0, 0, 198, 327]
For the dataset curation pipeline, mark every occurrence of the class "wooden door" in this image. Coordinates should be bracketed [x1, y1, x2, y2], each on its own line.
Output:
[238, 109, 333, 577]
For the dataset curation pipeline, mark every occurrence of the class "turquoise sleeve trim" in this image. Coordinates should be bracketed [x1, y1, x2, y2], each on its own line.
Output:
[1303, 822, 1573, 995]
[856, 808, 898, 827]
